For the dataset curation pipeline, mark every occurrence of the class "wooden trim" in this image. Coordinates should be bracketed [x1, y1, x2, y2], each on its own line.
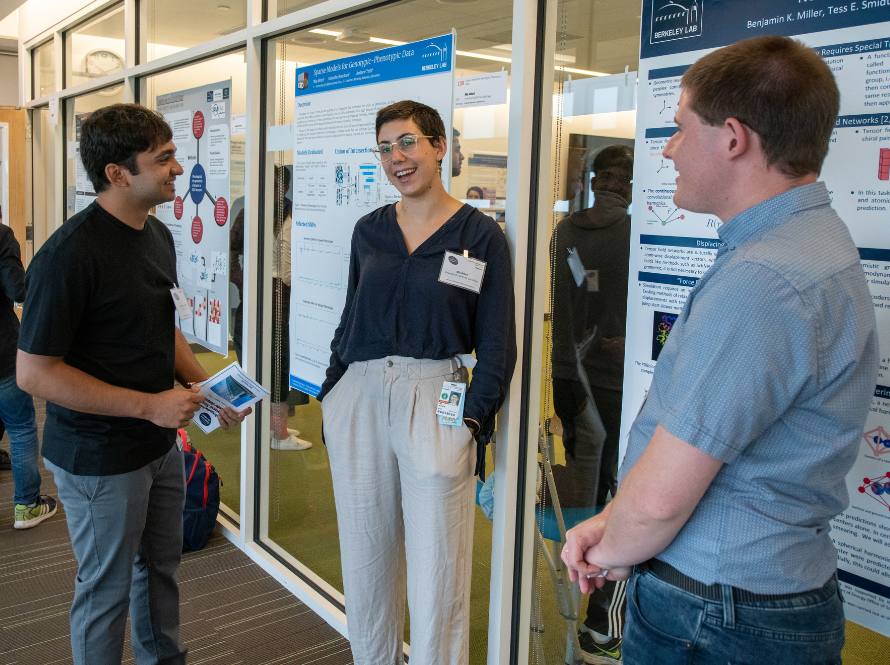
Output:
[0, 108, 29, 264]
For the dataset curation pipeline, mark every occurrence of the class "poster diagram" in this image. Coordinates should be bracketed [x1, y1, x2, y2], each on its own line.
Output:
[171, 110, 229, 245]
[288, 34, 456, 396]
[334, 162, 387, 207]
[858, 472, 890, 512]
[864, 426, 890, 458]
[622, 1, 890, 637]
[73, 114, 97, 213]
[155, 80, 232, 356]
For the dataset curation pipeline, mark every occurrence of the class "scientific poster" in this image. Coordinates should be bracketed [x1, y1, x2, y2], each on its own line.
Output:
[73, 114, 96, 213]
[155, 80, 232, 356]
[288, 34, 455, 395]
[622, 1, 890, 635]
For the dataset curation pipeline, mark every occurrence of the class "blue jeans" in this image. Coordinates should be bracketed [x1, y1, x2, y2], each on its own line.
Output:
[0, 373, 40, 506]
[623, 568, 845, 665]
[46, 445, 187, 665]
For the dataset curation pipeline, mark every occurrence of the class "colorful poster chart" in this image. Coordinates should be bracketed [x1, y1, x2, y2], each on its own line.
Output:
[155, 80, 232, 356]
[288, 34, 455, 396]
[73, 114, 96, 213]
[622, 1, 890, 636]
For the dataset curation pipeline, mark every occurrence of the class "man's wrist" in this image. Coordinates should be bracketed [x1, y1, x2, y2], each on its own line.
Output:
[136, 391, 154, 420]
[178, 374, 209, 388]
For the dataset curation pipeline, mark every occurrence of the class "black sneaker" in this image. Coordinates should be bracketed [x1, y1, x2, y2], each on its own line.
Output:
[578, 630, 621, 664]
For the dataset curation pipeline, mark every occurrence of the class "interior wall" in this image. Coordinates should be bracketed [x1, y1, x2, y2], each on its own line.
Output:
[0, 52, 18, 105]
[0, 107, 28, 250]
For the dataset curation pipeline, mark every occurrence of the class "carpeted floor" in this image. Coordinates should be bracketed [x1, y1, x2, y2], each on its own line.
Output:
[0, 400, 353, 665]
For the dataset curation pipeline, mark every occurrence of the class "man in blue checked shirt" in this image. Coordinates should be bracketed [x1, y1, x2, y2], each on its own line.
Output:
[562, 36, 878, 665]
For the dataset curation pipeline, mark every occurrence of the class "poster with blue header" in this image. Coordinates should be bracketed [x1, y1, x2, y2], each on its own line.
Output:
[288, 34, 456, 397]
[620, 1, 890, 637]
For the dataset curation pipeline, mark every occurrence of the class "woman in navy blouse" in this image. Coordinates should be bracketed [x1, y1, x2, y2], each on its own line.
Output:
[319, 100, 515, 665]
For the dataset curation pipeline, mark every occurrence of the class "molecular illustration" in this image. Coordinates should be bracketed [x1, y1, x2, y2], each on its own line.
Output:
[647, 204, 685, 226]
[864, 426, 890, 457]
[858, 472, 890, 512]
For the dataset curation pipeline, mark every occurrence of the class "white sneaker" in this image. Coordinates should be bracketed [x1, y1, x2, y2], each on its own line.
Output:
[271, 433, 312, 451]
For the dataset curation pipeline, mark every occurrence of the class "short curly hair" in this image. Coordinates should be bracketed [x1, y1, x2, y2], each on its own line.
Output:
[375, 100, 447, 150]
[80, 104, 173, 192]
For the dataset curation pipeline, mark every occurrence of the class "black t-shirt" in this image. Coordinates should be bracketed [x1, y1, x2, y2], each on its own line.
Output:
[19, 202, 178, 475]
[0, 225, 26, 378]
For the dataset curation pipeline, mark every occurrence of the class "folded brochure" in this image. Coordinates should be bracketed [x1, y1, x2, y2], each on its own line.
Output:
[190, 363, 269, 434]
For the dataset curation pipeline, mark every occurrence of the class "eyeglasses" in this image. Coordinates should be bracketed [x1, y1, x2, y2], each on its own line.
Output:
[372, 134, 434, 161]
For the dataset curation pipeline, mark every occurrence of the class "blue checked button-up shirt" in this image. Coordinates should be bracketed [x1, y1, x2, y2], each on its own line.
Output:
[621, 182, 879, 594]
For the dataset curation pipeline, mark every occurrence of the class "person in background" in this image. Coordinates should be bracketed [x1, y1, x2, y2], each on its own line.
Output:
[229, 207, 245, 361]
[270, 165, 312, 451]
[551, 144, 633, 664]
[452, 127, 465, 178]
[562, 36, 877, 665]
[319, 100, 516, 665]
[0, 222, 56, 529]
[17, 104, 249, 665]
[0, 425, 9, 470]
[466, 186, 484, 200]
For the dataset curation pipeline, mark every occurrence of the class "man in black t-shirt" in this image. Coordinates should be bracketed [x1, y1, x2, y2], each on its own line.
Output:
[17, 104, 249, 665]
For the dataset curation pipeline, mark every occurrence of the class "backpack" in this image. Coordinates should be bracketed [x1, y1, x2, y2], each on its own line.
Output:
[177, 429, 221, 551]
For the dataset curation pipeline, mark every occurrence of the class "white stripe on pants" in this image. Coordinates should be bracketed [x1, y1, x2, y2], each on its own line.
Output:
[322, 356, 477, 665]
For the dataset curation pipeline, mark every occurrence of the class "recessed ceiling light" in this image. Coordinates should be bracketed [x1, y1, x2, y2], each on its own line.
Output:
[290, 33, 328, 45]
[217, 4, 230, 10]
[335, 28, 371, 44]
[309, 29, 342, 37]
[436, 0, 478, 4]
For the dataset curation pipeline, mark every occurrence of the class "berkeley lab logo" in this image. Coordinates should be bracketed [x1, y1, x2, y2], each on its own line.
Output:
[423, 42, 448, 64]
[650, 0, 702, 45]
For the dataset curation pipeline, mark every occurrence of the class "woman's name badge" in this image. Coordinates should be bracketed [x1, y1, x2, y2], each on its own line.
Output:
[170, 287, 192, 320]
[439, 251, 486, 293]
[437, 381, 466, 426]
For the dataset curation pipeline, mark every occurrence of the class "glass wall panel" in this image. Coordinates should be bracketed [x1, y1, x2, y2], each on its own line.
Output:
[528, 1, 639, 663]
[266, 0, 326, 20]
[140, 51, 248, 518]
[65, 3, 125, 89]
[262, 1, 512, 660]
[140, 0, 247, 63]
[64, 86, 128, 221]
[30, 108, 55, 262]
[32, 41, 55, 99]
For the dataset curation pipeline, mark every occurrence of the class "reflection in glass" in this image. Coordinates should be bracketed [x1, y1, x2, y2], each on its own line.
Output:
[262, 2, 513, 660]
[142, 52, 248, 518]
[268, 0, 326, 19]
[31, 108, 55, 260]
[65, 4, 125, 88]
[32, 41, 55, 99]
[65, 87, 128, 221]
[530, 1, 640, 663]
[140, 0, 247, 62]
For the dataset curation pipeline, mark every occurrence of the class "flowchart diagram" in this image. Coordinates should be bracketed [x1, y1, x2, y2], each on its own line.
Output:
[334, 162, 391, 207]
[172, 110, 229, 244]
